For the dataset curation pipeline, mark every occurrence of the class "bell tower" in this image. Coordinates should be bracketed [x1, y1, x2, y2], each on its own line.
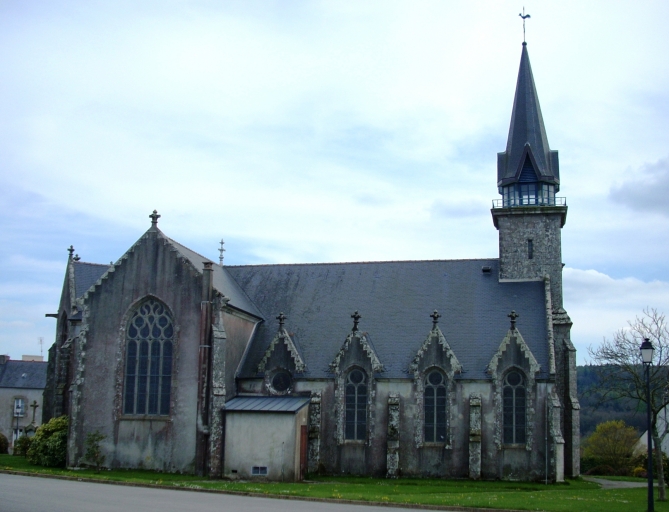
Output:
[491, 42, 567, 310]
[491, 41, 580, 478]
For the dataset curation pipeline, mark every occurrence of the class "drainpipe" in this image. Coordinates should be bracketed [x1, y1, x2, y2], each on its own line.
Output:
[196, 261, 214, 476]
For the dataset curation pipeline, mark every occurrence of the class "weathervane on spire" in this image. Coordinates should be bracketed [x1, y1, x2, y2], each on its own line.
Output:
[218, 239, 226, 265]
[519, 7, 530, 44]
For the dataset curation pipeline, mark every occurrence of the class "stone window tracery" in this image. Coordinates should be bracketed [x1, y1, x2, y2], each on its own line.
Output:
[503, 370, 526, 444]
[123, 299, 173, 416]
[424, 370, 447, 443]
[345, 369, 367, 440]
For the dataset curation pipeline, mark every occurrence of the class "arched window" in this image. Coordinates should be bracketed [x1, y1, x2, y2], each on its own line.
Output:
[124, 299, 173, 416]
[424, 370, 447, 443]
[503, 370, 526, 444]
[345, 369, 367, 440]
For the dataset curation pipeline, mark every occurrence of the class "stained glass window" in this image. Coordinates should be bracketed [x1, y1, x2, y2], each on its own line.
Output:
[124, 299, 173, 416]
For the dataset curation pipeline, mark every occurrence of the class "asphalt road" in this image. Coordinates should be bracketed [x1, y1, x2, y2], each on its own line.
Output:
[0, 473, 420, 512]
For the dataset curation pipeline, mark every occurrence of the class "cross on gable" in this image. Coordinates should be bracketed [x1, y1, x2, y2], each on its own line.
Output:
[276, 312, 287, 330]
[508, 310, 519, 330]
[149, 210, 161, 226]
[351, 310, 361, 332]
[68, 245, 75, 258]
[430, 309, 441, 328]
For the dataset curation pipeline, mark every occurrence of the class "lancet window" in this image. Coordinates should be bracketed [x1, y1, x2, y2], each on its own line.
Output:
[123, 299, 173, 416]
[503, 370, 526, 444]
[344, 369, 367, 440]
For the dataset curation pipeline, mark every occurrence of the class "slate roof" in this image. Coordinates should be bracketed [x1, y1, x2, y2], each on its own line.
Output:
[165, 236, 263, 318]
[497, 43, 559, 188]
[73, 261, 110, 299]
[0, 361, 48, 389]
[224, 396, 310, 413]
[227, 259, 549, 380]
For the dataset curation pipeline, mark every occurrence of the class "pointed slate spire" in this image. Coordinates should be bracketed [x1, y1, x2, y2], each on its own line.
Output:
[497, 43, 559, 189]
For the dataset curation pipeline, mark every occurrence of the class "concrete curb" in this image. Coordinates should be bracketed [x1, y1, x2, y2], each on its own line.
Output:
[0, 469, 539, 512]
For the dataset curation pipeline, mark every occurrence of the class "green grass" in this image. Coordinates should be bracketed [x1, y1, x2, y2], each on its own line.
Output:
[1, 454, 668, 511]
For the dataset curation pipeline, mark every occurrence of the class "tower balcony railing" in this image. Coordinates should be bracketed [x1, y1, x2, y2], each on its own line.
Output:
[491, 196, 566, 209]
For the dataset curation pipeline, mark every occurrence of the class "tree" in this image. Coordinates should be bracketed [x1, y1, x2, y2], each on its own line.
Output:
[588, 308, 669, 500]
[583, 420, 638, 469]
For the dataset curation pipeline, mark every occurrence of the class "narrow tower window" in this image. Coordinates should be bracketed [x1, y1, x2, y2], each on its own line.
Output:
[527, 239, 533, 260]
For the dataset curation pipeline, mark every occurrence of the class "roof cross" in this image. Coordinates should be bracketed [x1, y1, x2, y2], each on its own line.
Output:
[519, 7, 531, 44]
[68, 245, 75, 259]
[276, 312, 287, 330]
[508, 310, 519, 330]
[149, 210, 161, 227]
[351, 310, 361, 332]
[430, 309, 441, 329]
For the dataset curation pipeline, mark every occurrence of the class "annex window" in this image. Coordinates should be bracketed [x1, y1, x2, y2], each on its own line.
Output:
[124, 299, 174, 416]
[13, 398, 25, 417]
[424, 370, 447, 443]
[345, 369, 367, 440]
[503, 370, 526, 444]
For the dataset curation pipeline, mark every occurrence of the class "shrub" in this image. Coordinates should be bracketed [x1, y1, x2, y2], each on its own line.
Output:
[13, 435, 32, 456]
[27, 416, 68, 467]
[582, 420, 638, 472]
[84, 430, 106, 473]
[0, 432, 8, 454]
[631, 451, 669, 479]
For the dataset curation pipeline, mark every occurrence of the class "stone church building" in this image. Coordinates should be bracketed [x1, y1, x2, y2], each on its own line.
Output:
[44, 43, 579, 481]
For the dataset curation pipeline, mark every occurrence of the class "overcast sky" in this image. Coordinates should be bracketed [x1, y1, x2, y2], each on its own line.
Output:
[1, 1, 668, 364]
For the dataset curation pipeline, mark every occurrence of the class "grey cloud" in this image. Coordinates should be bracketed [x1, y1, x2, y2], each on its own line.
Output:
[609, 157, 669, 216]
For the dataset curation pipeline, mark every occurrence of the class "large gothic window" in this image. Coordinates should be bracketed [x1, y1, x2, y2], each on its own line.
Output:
[424, 370, 447, 443]
[345, 369, 367, 440]
[503, 370, 526, 444]
[124, 299, 174, 416]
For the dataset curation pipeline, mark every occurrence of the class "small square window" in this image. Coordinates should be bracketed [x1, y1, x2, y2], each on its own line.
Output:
[252, 466, 268, 476]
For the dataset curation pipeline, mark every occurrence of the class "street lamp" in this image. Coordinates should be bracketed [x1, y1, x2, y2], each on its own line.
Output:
[641, 338, 655, 512]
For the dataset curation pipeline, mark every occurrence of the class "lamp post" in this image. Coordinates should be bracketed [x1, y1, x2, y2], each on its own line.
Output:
[641, 338, 655, 512]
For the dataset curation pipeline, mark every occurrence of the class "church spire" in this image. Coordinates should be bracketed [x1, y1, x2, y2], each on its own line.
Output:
[497, 43, 559, 191]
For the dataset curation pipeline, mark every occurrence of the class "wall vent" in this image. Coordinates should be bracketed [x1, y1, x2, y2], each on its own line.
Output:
[481, 266, 492, 274]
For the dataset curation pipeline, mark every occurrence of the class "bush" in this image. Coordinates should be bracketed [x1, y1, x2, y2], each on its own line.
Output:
[27, 416, 68, 467]
[13, 435, 32, 456]
[0, 432, 8, 454]
[84, 430, 106, 473]
[631, 451, 669, 479]
[582, 420, 638, 472]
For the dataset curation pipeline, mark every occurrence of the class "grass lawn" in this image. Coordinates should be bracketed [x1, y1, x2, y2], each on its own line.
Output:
[1, 454, 667, 511]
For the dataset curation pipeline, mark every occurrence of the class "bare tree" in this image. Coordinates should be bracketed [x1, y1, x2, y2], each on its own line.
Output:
[588, 308, 669, 500]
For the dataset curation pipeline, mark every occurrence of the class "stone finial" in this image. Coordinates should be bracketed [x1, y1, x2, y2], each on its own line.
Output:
[276, 312, 287, 330]
[219, 239, 226, 265]
[149, 210, 161, 227]
[430, 309, 441, 329]
[508, 310, 519, 330]
[68, 245, 75, 259]
[351, 310, 361, 332]
[73, 254, 81, 261]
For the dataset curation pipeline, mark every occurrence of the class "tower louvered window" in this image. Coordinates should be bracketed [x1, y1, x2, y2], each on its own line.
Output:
[345, 369, 367, 440]
[503, 370, 526, 444]
[124, 299, 173, 416]
[424, 370, 447, 442]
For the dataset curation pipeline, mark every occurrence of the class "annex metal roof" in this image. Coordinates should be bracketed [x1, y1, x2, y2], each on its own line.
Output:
[224, 396, 310, 413]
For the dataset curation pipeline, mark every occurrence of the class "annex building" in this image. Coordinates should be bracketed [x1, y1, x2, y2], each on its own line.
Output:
[44, 42, 579, 481]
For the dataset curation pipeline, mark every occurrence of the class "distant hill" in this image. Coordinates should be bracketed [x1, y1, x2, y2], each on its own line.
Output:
[577, 365, 645, 438]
